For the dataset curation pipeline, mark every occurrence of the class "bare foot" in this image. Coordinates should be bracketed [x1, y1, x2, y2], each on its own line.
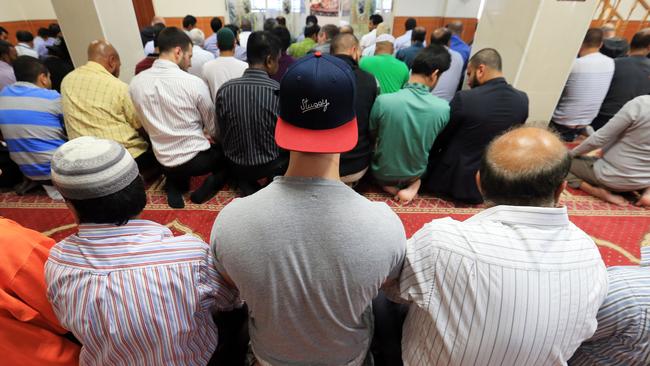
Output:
[580, 182, 628, 206]
[396, 179, 421, 205]
[382, 186, 399, 196]
[635, 187, 650, 207]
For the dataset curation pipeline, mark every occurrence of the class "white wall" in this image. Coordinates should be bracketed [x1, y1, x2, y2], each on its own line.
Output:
[444, 0, 483, 18]
[393, 0, 445, 17]
[0, 0, 56, 21]
[152, 0, 227, 18]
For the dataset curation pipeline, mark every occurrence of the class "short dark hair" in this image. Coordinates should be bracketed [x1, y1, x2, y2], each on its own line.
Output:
[306, 15, 318, 25]
[276, 16, 286, 26]
[412, 44, 451, 76]
[210, 17, 223, 33]
[304, 24, 321, 38]
[411, 28, 426, 43]
[241, 18, 252, 31]
[225, 24, 240, 36]
[271, 26, 292, 51]
[37, 27, 49, 38]
[405, 18, 416, 31]
[430, 28, 452, 46]
[48, 23, 61, 37]
[320, 24, 340, 41]
[151, 23, 165, 48]
[369, 14, 383, 26]
[469, 48, 502, 71]
[631, 29, 650, 50]
[0, 40, 12, 58]
[157, 27, 192, 53]
[583, 28, 604, 48]
[182, 15, 197, 29]
[13, 56, 48, 83]
[264, 18, 278, 32]
[0, 27, 7, 36]
[16, 30, 34, 43]
[68, 176, 147, 226]
[247, 31, 281, 66]
[479, 131, 571, 207]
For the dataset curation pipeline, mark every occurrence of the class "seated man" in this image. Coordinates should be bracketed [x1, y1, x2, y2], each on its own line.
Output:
[592, 29, 650, 130]
[142, 22, 164, 56]
[204, 16, 222, 56]
[429, 27, 464, 102]
[551, 28, 615, 141]
[568, 95, 650, 206]
[187, 28, 214, 77]
[394, 17, 416, 52]
[391, 127, 608, 365]
[310, 24, 339, 54]
[569, 243, 650, 366]
[270, 26, 295, 83]
[359, 34, 409, 94]
[130, 27, 224, 208]
[15, 31, 38, 59]
[396, 26, 426, 69]
[0, 56, 66, 186]
[211, 53, 406, 366]
[202, 27, 248, 102]
[332, 33, 378, 185]
[424, 48, 529, 204]
[46, 136, 240, 365]
[0, 216, 80, 366]
[216, 31, 286, 196]
[61, 40, 158, 176]
[135, 22, 164, 75]
[0, 40, 17, 91]
[370, 45, 451, 203]
[288, 24, 319, 58]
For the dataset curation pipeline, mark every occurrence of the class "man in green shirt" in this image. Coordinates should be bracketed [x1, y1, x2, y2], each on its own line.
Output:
[359, 34, 409, 94]
[288, 24, 319, 58]
[370, 44, 451, 203]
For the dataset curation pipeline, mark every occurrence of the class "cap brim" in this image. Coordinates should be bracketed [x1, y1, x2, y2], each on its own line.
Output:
[275, 117, 358, 154]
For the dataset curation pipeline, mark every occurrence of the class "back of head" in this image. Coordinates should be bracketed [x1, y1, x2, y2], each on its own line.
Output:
[430, 27, 452, 46]
[331, 33, 359, 55]
[320, 24, 340, 41]
[631, 29, 650, 50]
[276, 16, 286, 27]
[412, 44, 451, 76]
[411, 27, 426, 43]
[217, 27, 237, 52]
[13, 55, 48, 83]
[16, 30, 34, 43]
[305, 24, 321, 38]
[157, 27, 192, 54]
[48, 23, 61, 37]
[241, 18, 252, 32]
[151, 16, 166, 26]
[225, 24, 240, 36]
[151, 22, 166, 48]
[469, 48, 502, 71]
[340, 25, 354, 35]
[37, 27, 49, 38]
[51, 136, 146, 226]
[370, 14, 384, 26]
[582, 28, 604, 48]
[0, 27, 7, 36]
[271, 26, 292, 52]
[247, 31, 281, 66]
[0, 40, 13, 59]
[447, 21, 463, 35]
[182, 15, 197, 29]
[264, 18, 278, 32]
[210, 17, 223, 33]
[306, 15, 318, 26]
[405, 18, 416, 31]
[375, 34, 395, 54]
[375, 22, 390, 36]
[188, 28, 205, 46]
[479, 127, 570, 207]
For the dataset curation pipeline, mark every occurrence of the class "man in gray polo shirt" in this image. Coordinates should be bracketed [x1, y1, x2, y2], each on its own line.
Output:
[210, 53, 407, 365]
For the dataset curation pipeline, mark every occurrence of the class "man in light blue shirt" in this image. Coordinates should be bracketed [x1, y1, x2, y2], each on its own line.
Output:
[204, 17, 222, 56]
[430, 27, 464, 102]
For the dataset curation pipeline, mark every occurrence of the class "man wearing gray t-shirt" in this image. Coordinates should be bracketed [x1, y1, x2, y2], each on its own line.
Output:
[210, 53, 407, 366]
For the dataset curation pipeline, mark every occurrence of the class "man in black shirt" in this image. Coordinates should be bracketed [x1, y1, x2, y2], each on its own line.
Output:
[592, 29, 650, 130]
[331, 33, 378, 185]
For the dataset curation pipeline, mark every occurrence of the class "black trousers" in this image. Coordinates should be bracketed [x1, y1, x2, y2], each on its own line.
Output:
[163, 145, 225, 192]
[134, 147, 162, 181]
[371, 290, 409, 366]
[0, 146, 22, 188]
[228, 155, 288, 196]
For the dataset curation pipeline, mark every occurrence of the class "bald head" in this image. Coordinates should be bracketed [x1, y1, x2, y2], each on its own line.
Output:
[375, 40, 394, 55]
[479, 127, 570, 207]
[151, 16, 165, 26]
[431, 27, 452, 46]
[447, 21, 463, 35]
[331, 33, 359, 55]
[340, 25, 354, 35]
[87, 40, 121, 77]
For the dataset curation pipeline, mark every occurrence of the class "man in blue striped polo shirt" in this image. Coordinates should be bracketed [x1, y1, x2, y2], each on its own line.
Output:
[0, 55, 66, 182]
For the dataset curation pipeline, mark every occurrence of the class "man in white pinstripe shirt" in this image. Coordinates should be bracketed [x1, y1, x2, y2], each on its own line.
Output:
[389, 127, 608, 366]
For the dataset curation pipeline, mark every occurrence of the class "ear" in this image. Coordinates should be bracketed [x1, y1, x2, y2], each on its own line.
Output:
[430, 69, 440, 81]
[475, 171, 483, 196]
[554, 181, 568, 207]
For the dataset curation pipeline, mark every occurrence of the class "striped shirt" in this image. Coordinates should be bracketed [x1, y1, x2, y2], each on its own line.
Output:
[129, 59, 216, 167]
[552, 52, 614, 127]
[569, 246, 650, 366]
[394, 205, 608, 366]
[216, 68, 280, 166]
[0, 82, 66, 180]
[45, 220, 240, 366]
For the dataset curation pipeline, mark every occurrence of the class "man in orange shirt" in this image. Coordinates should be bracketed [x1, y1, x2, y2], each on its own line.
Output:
[0, 217, 80, 366]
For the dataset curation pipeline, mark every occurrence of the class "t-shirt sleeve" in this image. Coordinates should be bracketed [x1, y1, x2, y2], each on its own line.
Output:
[205, 240, 242, 311]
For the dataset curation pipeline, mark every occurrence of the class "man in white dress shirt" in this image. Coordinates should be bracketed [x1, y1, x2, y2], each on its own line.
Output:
[130, 27, 225, 209]
[202, 27, 248, 102]
[360, 14, 383, 51]
[551, 28, 615, 141]
[394, 18, 416, 52]
[429, 27, 464, 102]
[15, 31, 38, 59]
[389, 127, 608, 366]
[187, 28, 214, 77]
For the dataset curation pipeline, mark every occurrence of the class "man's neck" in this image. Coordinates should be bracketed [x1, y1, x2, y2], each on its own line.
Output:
[409, 74, 429, 86]
[157, 53, 176, 63]
[629, 49, 648, 57]
[248, 64, 268, 74]
[284, 152, 340, 180]
[220, 49, 235, 57]
[579, 47, 600, 57]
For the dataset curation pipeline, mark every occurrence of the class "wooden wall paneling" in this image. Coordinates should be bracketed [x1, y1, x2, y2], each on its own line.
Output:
[162, 16, 225, 38]
[441, 17, 479, 44]
[0, 19, 57, 44]
[132, 0, 156, 29]
[589, 19, 650, 40]
[392, 16, 478, 45]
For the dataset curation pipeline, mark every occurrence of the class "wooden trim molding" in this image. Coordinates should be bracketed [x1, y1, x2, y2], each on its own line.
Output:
[392, 16, 478, 44]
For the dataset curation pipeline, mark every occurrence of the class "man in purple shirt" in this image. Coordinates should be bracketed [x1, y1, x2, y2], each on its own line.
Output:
[271, 26, 295, 83]
[0, 41, 16, 91]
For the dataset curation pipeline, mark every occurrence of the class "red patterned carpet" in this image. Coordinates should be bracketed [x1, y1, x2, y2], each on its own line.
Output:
[0, 177, 647, 267]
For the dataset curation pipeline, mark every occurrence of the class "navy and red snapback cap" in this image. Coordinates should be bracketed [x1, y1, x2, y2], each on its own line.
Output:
[275, 52, 357, 153]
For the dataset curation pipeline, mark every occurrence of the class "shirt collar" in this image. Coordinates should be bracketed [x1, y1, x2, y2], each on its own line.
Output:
[243, 68, 271, 78]
[84, 61, 114, 76]
[466, 205, 571, 227]
[404, 82, 429, 93]
[480, 77, 507, 87]
[13, 81, 39, 89]
[334, 54, 359, 68]
[641, 246, 649, 267]
[153, 58, 181, 70]
[77, 219, 172, 240]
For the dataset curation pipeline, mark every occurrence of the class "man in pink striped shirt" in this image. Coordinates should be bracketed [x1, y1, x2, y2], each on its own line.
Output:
[45, 136, 240, 365]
